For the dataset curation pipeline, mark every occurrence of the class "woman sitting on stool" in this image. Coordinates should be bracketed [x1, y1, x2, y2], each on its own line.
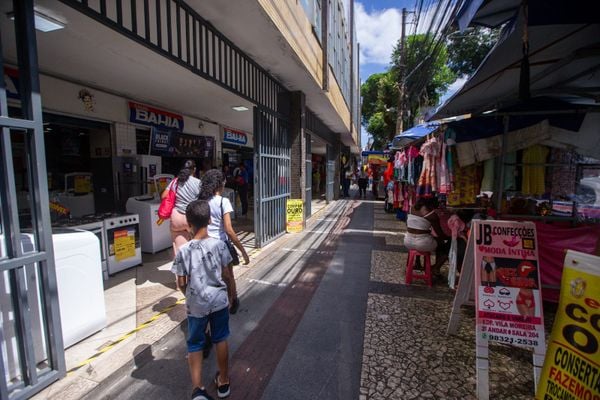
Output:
[404, 197, 450, 280]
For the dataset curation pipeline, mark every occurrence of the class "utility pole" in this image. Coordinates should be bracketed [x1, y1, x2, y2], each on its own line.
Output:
[394, 7, 408, 138]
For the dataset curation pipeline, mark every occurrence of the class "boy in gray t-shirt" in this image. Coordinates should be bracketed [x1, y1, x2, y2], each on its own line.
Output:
[172, 200, 233, 400]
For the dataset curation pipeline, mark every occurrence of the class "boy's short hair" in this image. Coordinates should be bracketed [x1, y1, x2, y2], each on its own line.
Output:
[186, 200, 211, 231]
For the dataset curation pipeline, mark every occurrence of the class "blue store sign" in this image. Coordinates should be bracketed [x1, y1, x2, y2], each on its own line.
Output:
[129, 101, 184, 131]
[223, 128, 248, 146]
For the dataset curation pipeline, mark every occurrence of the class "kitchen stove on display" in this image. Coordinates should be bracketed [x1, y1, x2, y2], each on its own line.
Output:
[103, 213, 142, 274]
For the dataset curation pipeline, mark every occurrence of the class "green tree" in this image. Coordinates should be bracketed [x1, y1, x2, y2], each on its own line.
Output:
[446, 26, 500, 77]
[360, 72, 397, 149]
[391, 34, 456, 134]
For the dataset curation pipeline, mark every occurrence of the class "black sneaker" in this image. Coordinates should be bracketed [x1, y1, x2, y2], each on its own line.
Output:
[229, 298, 240, 315]
[214, 372, 231, 398]
[192, 387, 214, 400]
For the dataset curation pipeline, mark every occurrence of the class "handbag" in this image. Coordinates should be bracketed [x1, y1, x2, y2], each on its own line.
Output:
[158, 178, 178, 220]
[221, 197, 240, 265]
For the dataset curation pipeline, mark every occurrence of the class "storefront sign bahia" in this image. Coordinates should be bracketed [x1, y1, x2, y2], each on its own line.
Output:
[223, 128, 248, 146]
[536, 250, 600, 400]
[129, 101, 184, 131]
[286, 199, 304, 233]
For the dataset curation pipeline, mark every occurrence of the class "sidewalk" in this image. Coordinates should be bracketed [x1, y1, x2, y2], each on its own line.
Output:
[31, 198, 333, 400]
[33, 191, 555, 399]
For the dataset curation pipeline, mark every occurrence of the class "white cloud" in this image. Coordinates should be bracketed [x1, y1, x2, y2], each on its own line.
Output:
[355, 2, 403, 65]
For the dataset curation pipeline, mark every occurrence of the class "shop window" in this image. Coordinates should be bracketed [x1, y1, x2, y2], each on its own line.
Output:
[136, 128, 150, 155]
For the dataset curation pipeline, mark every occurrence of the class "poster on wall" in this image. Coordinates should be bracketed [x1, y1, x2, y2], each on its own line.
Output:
[150, 127, 215, 159]
[286, 199, 304, 233]
[536, 250, 600, 400]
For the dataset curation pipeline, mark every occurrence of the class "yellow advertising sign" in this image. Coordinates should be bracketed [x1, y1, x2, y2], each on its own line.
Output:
[74, 175, 91, 193]
[536, 250, 600, 400]
[286, 199, 304, 233]
[367, 154, 388, 165]
[114, 229, 136, 261]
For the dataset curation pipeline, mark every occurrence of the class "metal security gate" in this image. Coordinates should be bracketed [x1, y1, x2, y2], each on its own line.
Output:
[305, 133, 312, 219]
[253, 107, 291, 247]
[326, 144, 335, 203]
[0, 1, 66, 399]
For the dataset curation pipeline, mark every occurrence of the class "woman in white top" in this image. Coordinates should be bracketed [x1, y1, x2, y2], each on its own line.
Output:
[163, 159, 202, 256]
[404, 197, 450, 278]
[198, 169, 249, 313]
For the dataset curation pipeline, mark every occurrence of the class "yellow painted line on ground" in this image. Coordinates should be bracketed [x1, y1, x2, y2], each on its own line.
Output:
[67, 297, 186, 375]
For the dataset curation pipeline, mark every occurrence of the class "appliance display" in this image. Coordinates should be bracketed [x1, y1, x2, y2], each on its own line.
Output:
[136, 155, 162, 196]
[113, 157, 142, 211]
[1, 230, 107, 382]
[103, 213, 142, 274]
[56, 172, 95, 217]
[52, 229, 107, 347]
[52, 216, 108, 280]
[126, 196, 171, 253]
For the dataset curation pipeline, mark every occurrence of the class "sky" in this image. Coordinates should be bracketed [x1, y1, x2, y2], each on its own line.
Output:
[355, 0, 465, 148]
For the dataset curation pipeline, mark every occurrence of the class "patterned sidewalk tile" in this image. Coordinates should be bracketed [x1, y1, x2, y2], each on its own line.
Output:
[370, 250, 407, 285]
[360, 294, 540, 399]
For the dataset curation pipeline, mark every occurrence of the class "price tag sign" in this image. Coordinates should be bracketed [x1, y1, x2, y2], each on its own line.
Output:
[74, 175, 91, 193]
[114, 229, 136, 261]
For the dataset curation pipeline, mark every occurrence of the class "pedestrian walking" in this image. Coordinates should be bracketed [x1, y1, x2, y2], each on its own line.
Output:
[232, 162, 249, 216]
[198, 169, 250, 314]
[162, 159, 201, 256]
[171, 200, 232, 400]
[357, 167, 368, 198]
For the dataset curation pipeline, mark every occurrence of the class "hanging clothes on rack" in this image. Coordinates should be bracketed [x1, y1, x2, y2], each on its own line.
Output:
[522, 144, 549, 196]
[447, 164, 482, 206]
[438, 139, 451, 194]
[417, 136, 441, 197]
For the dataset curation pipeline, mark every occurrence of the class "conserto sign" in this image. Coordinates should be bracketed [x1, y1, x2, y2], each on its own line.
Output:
[223, 128, 248, 146]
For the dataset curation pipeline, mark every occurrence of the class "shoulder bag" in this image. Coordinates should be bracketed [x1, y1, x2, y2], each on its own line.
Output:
[158, 178, 178, 220]
[221, 197, 240, 265]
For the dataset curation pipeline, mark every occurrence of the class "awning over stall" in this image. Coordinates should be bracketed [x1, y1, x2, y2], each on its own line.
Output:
[433, 2, 600, 120]
[390, 122, 441, 149]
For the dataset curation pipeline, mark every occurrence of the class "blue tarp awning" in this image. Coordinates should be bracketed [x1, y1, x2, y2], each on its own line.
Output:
[390, 122, 441, 149]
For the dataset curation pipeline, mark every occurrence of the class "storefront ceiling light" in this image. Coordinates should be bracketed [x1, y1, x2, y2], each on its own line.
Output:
[7, 10, 65, 32]
[231, 106, 249, 112]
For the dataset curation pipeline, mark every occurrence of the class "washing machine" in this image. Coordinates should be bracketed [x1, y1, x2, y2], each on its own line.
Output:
[126, 196, 172, 253]
[1, 230, 107, 382]
[52, 229, 107, 347]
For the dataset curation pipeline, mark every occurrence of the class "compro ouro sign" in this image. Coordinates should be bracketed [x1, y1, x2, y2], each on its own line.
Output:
[129, 101, 184, 131]
[223, 127, 248, 146]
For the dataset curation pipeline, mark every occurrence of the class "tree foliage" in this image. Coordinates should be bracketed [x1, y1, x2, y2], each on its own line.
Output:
[361, 34, 456, 149]
[446, 26, 500, 77]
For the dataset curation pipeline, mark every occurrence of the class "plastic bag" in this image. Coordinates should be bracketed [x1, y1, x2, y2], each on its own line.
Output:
[448, 237, 458, 289]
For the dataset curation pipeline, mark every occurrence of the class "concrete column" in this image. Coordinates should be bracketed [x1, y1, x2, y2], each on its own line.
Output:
[289, 91, 306, 202]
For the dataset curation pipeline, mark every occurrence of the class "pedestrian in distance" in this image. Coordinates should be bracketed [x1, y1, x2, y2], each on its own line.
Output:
[171, 200, 233, 400]
[357, 166, 368, 198]
[198, 169, 250, 314]
[162, 159, 202, 256]
[232, 162, 249, 216]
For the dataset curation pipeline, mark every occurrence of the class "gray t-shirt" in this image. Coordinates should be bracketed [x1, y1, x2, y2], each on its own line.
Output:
[171, 237, 232, 317]
[169, 176, 201, 214]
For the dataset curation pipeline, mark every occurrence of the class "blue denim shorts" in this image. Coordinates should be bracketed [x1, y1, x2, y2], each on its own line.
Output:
[187, 307, 230, 353]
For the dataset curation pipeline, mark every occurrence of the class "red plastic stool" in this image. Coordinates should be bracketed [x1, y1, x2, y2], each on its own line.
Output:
[405, 250, 432, 287]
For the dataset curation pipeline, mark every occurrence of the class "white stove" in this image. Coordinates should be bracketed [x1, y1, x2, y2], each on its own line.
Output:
[103, 213, 142, 275]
